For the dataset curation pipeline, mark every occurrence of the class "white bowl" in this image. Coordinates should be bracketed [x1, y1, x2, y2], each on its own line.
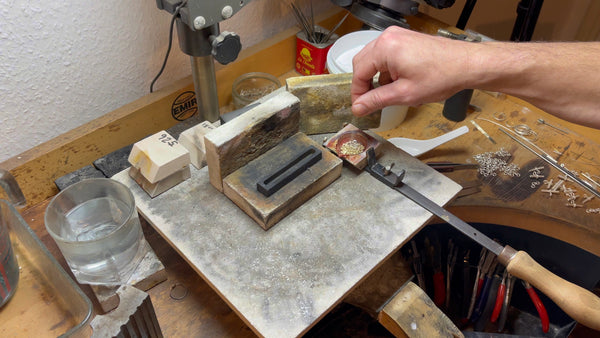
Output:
[326, 30, 381, 74]
[326, 30, 407, 132]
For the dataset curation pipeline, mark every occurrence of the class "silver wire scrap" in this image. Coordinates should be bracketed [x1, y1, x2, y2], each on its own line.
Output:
[473, 148, 521, 177]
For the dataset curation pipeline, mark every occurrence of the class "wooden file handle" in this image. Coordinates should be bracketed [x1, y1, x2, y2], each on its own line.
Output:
[505, 250, 600, 330]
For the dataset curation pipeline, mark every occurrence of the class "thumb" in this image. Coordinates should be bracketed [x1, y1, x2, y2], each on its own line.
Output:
[351, 85, 397, 117]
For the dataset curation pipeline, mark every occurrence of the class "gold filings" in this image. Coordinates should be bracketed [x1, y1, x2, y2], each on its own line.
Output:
[339, 140, 365, 155]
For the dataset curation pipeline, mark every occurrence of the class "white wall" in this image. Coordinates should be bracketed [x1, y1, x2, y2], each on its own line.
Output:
[0, 0, 335, 163]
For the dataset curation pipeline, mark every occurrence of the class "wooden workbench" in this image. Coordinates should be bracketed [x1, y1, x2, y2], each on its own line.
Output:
[2, 9, 600, 337]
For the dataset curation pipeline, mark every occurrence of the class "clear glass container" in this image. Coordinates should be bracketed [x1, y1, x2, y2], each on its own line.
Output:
[0, 199, 92, 336]
[45, 178, 144, 285]
[0, 205, 19, 308]
[232, 72, 281, 109]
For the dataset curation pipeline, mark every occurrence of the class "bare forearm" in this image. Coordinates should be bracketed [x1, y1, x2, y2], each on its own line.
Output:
[351, 27, 600, 128]
[469, 42, 600, 128]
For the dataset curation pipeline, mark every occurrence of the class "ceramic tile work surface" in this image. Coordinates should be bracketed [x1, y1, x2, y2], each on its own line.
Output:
[113, 141, 462, 338]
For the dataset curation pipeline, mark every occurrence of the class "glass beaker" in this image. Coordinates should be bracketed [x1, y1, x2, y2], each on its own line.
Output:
[45, 178, 145, 285]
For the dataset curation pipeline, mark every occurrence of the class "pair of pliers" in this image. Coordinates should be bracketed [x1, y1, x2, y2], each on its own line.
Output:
[522, 280, 550, 333]
[467, 248, 488, 319]
[490, 270, 509, 323]
[425, 235, 445, 307]
[445, 239, 459, 308]
[471, 253, 498, 322]
[490, 274, 549, 333]
[492, 272, 516, 332]
[410, 240, 427, 291]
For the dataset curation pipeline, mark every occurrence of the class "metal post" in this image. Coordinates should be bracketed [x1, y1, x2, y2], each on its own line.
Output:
[511, 0, 544, 42]
[456, 0, 478, 30]
[190, 56, 220, 123]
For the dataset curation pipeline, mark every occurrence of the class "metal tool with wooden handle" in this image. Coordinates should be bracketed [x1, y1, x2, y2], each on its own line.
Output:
[364, 148, 600, 330]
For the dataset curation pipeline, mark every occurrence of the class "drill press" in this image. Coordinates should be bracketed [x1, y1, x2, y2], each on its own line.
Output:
[330, 0, 456, 30]
[156, 0, 252, 123]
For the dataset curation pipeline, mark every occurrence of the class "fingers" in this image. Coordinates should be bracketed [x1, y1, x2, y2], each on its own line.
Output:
[350, 26, 477, 117]
[350, 40, 380, 104]
[351, 27, 408, 116]
[351, 71, 394, 116]
[352, 81, 407, 116]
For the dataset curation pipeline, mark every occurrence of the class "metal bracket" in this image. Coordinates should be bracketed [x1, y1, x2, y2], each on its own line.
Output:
[365, 148, 405, 188]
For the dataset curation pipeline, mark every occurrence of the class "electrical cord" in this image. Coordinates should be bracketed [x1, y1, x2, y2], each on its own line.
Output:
[150, 1, 188, 93]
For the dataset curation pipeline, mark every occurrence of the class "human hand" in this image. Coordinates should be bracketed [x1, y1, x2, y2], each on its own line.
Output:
[351, 26, 474, 116]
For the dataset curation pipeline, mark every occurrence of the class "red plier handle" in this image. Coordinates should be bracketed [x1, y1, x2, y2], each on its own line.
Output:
[491, 271, 508, 323]
[522, 281, 550, 333]
[433, 271, 446, 306]
[491, 281, 506, 322]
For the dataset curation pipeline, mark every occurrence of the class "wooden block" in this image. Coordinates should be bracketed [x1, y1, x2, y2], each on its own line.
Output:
[343, 251, 414, 318]
[128, 130, 190, 184]
[90, 238, 168, 313]
[378, 282, 463, 338]
[223, 132, 342, 230]
[178, 121, 217, 169]
[204, 90, 300, 192]
[286, 73, 381, 134]
[129, 166, 191, 198]
[90, 285, 162, 337]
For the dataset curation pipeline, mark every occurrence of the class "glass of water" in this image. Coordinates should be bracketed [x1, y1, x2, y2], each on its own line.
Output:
[45, 178, 145, 285]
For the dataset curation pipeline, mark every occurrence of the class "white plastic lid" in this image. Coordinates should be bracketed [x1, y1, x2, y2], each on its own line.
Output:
[326, 30, 382, 74]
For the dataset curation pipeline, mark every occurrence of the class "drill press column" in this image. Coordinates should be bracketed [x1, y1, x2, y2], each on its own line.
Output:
[175, 21, 221, 123]
[157, 0, 245, 123]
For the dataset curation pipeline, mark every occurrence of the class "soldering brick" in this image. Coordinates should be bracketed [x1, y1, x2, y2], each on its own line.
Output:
[129, 165, 191, 198]
[178, 121, 217, 169]
[128, 130, 190, 184]
[286, 73, 381, 134]
[204, 90, 300, 192]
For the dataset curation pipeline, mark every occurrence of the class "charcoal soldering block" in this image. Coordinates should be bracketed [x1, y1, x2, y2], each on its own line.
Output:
[54, 165, 106, 191]
[93, 144, 134, 178]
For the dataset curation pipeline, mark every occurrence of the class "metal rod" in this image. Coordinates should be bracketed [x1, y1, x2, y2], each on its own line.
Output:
[365, 149, 505, 256]
[510, 0, 544, 42]
[190, 55, 220, 123]
[499, 128, 600, 198]
[470, 120, 496, 144]
[456, 0, 478, 29]
[537, 118, 569, 134]
[394, 183, 505, 256]
[322, 13, 349, 44]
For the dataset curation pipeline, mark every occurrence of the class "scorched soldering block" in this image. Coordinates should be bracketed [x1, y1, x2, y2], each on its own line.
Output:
[204, 90, 300, 192]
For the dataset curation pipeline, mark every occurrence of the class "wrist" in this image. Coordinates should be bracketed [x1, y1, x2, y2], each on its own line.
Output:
[465, 42, 535, 93]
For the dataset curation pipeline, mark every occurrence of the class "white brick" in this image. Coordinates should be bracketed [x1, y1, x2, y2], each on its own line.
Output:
[128, 130, 190, 184]
[178, 121, 217, 169]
